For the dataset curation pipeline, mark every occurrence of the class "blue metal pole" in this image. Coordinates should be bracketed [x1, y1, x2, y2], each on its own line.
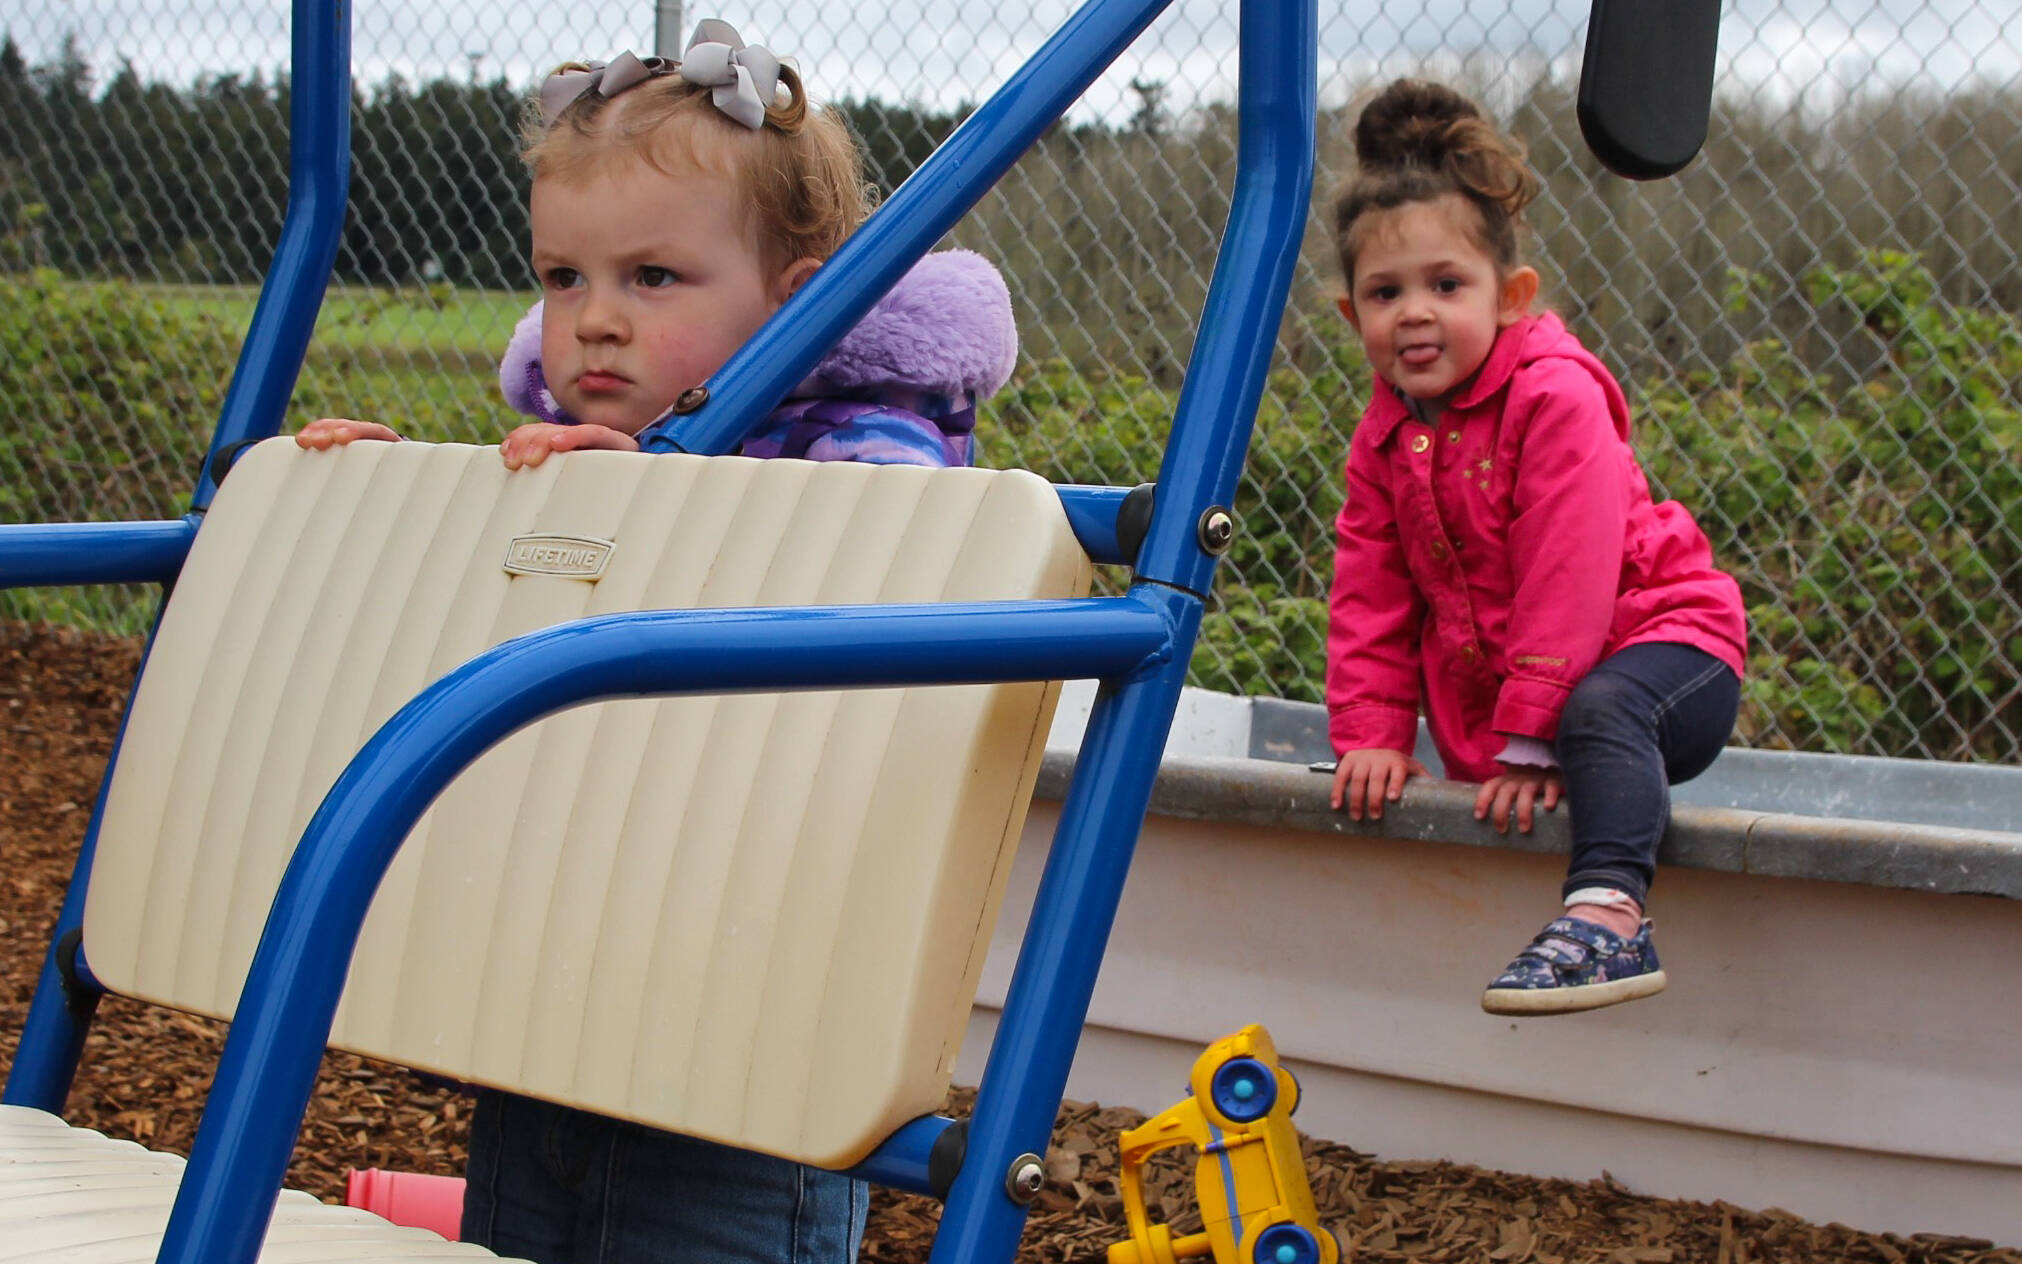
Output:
[637, 0, 1175, 457]
[154, 597, 1172, 1264]
[2, 863, 109, 1111]
[1129, 0, 1316, 597]
[1053, 485, 1135, 566]
[188, 0, 350, 511]
[0, 518, 198, 589]
[4, 787, 119, 1111]
[845, 1114, 959, 1196]
[3, 613, 164, 1111]
[926, 0, 1315, 1257]
[3, 829, 111, 1112]
[927, 585, 1202, 1264]
[11, 0, 350, 1099]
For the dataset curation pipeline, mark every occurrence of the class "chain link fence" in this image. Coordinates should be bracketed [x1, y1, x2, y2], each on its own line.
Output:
[0, 0, 2016, 762]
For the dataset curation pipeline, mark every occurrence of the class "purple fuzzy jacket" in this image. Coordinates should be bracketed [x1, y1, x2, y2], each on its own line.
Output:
[498, 249, 1018, 467]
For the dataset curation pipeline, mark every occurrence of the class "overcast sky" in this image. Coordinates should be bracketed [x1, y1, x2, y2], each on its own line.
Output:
[6, 0, 2020, 122]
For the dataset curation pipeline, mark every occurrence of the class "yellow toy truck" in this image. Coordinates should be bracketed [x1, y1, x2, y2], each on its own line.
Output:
[1106, 1025, 1339, 1264]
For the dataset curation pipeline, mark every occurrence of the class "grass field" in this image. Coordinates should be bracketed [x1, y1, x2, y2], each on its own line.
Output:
[145, 282, 531, 357]
[0, 283, 531, 634]
[290, 356, 518, 443]
[142, 282, 529, 443]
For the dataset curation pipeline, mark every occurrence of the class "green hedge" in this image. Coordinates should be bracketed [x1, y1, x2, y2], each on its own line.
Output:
[991, 251, 2020, 760]
[0, 269, 225, 524]
[1644, 251, 2021, 759]
[4, 255, 2015, 758]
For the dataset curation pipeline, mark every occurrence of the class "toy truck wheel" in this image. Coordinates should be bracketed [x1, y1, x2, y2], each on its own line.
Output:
[1209, 1055, 1277, 1122]
[1252, 1223, 1323, 1264]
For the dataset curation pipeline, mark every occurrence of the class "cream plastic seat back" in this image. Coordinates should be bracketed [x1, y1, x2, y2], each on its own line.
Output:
[79, 438, 1092, 1167]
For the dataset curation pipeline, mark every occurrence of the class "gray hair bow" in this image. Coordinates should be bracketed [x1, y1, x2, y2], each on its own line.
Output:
[537, 20, 779, 132]
[678, 19, 780, 131]
[538, 51, 673, 127]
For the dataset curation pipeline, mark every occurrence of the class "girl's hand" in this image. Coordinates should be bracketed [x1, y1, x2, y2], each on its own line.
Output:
[1330, 748, 1430, 820]
[296, 418, 402, 448]
[1474, 766, 1564, 834]
[501, 422, 641, 470]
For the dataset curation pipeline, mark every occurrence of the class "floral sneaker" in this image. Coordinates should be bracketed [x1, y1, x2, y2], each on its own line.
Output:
[1480, 917, 1667, 1016]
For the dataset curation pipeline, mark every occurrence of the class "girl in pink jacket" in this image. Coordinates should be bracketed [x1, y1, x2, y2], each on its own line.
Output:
[1325, 80, 1747, 1016]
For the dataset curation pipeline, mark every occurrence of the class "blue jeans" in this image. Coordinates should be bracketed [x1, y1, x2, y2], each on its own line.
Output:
[461, 1090, 869, 1264]
[1555, 642, 1740, 904]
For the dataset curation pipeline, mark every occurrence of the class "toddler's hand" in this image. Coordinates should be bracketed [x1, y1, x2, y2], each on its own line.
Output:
[296, 418, 402, 448]
[501, 422, 642, 470]
[1474, 766, 1563, 835]
[1330, 747, 1430, 820]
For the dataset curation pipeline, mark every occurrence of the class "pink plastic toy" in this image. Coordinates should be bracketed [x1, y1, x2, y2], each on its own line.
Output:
[344, 1168, 468, 1240]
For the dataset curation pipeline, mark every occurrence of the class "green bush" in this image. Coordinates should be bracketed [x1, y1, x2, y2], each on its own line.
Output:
[0, 271, 236, 632]
[5, 257, 2013, 759]
[1644, 250, 2020, 759]
[987, 347, 1363, 701]
[988, 252, 2018, 761]
[0, 273, 511, 632]
[0, 269, 229, 524]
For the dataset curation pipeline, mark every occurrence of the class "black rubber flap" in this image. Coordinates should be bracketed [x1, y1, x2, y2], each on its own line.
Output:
[1577, 0, 1721, 180]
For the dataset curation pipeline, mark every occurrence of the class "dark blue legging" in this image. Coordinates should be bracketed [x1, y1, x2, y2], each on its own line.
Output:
[1555, 642, 1740, 904]
[462, 1090, 867, 1264]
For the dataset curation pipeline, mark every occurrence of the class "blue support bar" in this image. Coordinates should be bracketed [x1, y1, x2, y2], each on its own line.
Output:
[4, 902, 105, 1114]
[1130, 0, 1316, 596]
[926, 0, 1315, 1257]
[187, 0, 351, 511]
[155, 597, 1173, 1264]
[845, 1114, 960, 1197]
[929, 585, 1204, 1264]
[2, 651, 155, 1111]
[0, 518, 198, 590]
[1054, 485, 1134, 567]
[636, 0, 1173, 457]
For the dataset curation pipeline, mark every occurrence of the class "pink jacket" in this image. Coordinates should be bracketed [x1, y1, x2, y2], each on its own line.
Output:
[1326, 312, 1747, 783]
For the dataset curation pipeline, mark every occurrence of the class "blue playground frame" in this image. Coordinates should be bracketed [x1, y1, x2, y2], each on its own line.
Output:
[0, 0, 1315, 1261]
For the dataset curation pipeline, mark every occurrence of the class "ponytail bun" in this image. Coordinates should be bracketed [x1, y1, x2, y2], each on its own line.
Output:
[1331, 78, 1539, 282]
[1352, 78, 1537, 220]
[1352, 79, 1478, 170]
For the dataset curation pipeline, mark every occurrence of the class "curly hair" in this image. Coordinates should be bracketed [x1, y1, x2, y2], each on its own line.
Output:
[1331, 79, 1540, 286]
[523, 60, 874, 273]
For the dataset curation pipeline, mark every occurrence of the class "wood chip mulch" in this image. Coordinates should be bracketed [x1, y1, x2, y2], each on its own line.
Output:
[0, 618, 2012, 1263]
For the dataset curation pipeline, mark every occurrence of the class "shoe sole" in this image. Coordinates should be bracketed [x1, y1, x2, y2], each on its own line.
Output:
[1480, 970, 1668, 1016]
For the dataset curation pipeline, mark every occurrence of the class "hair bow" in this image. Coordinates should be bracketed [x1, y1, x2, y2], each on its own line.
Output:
[538, 51, 676, 128]
[676, 19, 780, 131]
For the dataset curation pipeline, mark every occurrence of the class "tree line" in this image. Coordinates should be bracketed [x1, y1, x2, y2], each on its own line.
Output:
[0, 33, 1125, 293]
[2, 34, 520, 288]
[11, 32, 2022, 386]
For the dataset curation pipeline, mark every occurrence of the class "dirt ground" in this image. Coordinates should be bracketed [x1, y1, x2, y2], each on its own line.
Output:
[0, 618, 2013, 1264]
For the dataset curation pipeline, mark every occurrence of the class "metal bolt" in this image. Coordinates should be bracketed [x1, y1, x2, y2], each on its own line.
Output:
[1198, 507, 1236, 555]
[672, 386, 710, 414]
[1004, 1153, 1046, 1203]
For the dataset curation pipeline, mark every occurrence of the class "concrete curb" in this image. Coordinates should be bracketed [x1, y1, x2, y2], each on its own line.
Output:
[1035, 750, 2022, 899]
